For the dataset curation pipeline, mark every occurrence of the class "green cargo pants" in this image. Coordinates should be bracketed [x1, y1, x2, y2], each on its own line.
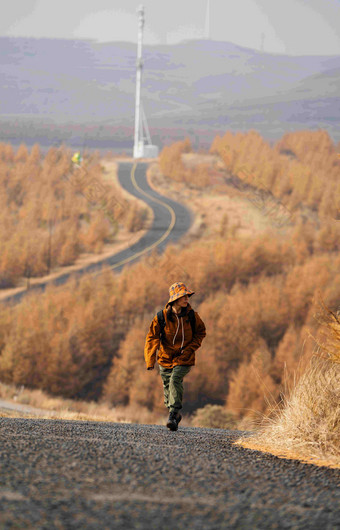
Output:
[159, 365, 191, 412]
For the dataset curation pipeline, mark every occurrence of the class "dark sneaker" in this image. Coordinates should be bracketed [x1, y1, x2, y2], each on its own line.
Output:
[166, 411, 178, 431]
[175, 412, 182, 425]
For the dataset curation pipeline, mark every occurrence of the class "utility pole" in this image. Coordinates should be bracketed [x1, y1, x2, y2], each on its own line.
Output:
[205, 0, 211, 40]
[133, 5, 158, 159]
[133, 5, 144, 159]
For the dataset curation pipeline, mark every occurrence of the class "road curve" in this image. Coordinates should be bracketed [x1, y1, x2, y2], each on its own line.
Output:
[1, 162, 192, 304]
[0, 419, 339, 529]
[98, 161, 192, 272]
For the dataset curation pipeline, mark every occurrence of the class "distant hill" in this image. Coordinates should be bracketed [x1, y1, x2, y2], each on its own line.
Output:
[0, 36, 339, 149]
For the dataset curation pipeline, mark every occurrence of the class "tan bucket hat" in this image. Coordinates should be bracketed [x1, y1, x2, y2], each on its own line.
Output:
[167, 282, 195, 304]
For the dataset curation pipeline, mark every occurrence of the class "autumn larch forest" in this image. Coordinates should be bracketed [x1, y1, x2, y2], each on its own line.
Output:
[0, 129, 339, 427]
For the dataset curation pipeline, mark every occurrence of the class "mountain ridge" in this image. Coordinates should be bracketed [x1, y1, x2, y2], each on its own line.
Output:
[1, 36, 339, 146]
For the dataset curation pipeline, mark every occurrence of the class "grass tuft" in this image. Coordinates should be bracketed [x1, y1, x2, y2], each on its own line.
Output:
[236, 300, 340, 467]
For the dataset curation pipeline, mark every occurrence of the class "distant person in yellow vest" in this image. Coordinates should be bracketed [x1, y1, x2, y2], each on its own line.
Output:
[71, 151, 82, 166]
[144, 282, 206, 431]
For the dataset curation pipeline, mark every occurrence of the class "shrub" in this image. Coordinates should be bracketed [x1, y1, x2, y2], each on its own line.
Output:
[191, 405, 236, 429]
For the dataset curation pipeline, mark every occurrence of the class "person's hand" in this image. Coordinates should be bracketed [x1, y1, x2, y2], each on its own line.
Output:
[147, 366, 154, 370]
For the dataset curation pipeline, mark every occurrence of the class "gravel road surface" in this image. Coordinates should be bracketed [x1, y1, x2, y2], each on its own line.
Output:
[0, 419, 339, 529]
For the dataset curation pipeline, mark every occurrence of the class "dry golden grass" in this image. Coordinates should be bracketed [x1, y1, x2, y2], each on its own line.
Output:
[235, 438, 340, 470]
[237, 303, 340, 469]
[0, 382, 165, 425]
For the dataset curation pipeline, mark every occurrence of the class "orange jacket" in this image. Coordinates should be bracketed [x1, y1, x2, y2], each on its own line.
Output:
[144, 304, 206, 369]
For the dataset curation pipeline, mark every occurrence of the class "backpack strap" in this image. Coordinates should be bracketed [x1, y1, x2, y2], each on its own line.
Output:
[157, 310, 166, 343]
[188, 309, 196, 337]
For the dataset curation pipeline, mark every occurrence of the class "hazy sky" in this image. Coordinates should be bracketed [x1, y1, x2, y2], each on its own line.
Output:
[2, 0, 340, 55]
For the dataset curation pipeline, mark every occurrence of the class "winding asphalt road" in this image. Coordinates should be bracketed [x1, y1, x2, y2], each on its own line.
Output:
[1, 162, 192, 304]
[0, 418, 339, 529]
